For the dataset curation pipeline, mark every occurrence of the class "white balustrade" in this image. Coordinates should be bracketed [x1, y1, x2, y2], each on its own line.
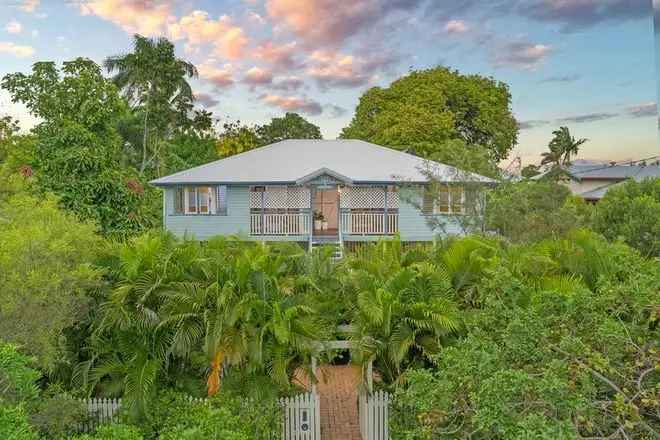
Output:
[341, 212, 398, 235]
[250, 213, 310, 235]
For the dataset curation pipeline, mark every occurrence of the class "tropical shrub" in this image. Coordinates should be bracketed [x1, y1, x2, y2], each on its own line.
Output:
[390, 234, 659, 439]
[0, 404, 39, 440]
[0, 194, 102, 369]
[592, 177, 660, 257]
[486, 180, 590, 242]
[71, 424, 144, 440]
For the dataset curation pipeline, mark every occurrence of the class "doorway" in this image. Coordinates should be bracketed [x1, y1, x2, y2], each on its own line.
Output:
[312, 187, 339, 236]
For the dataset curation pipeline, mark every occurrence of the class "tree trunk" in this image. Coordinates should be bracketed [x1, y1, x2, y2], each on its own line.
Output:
[140, 104, 149, 174]
[206, 351, 224, 396]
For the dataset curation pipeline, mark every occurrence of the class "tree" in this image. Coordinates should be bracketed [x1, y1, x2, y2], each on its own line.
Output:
[340, 67, 518, 163]
[256, 112, 322, 145]
[591, 178, 660, 257]
[521, 164, 541, 178]
[2, 58, 159, 236]
[104, 35, 198, 174]
[0, 194, 101, 369]
[541, 126, 587, 168]
[216, 121, 260, 158]
[485, 180, 590, 242]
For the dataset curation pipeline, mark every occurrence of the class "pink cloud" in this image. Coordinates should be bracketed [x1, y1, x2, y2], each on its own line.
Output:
[305, 50, 371, 89]
[0, 41, 34, 57]
[266, 0, 422, 47]
[493, 42, 552, 70]
[20, 0, 39, 13]
[79, 0, 174, 36]
[6, 20, 22, 34]
[247, 11, 266, 25]
[254, 40, 299, 70]
[243, 67, 274, 89]
[271, 76, 304, 91]
[261, 93, 322, 115]
[444, 19, 469, 34]
[197, 63, 235, 88]
[169, 11, 248, 60]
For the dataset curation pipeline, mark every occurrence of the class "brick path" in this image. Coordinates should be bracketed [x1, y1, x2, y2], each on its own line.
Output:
[294, 364, 362, 440]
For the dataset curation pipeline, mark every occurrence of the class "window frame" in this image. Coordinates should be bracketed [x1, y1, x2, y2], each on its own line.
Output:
[180, 186, 219, 215]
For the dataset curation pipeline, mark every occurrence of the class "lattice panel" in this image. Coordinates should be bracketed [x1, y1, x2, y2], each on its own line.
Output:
[340, 186, 399, 209]
[287, 186, 310, 209]
[251, 186, 310, 209]
[250, 191, 262, 209]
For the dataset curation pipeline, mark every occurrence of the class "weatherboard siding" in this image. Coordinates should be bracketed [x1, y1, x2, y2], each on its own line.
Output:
[162, 185, 461, 241]
[164, 185, 251, 240]
[397, 190, 462, 241]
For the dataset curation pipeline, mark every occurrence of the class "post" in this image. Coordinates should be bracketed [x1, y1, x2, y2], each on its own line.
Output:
[383, 186, 389, 235]
[311, 356, 317, 395]
[367, 356, 373, 394]
[260, 189, 265, 236]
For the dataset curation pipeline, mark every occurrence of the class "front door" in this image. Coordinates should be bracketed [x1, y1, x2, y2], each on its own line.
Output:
[312, 187, 339, 236]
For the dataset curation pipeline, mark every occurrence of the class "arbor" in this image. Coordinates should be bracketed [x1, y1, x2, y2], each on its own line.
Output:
[0, 194, 101, 369]
[257, 112, 322, 145]
[591, 178, 660, 257]
[2, 58, 158, 236]
[341, 67, 518, 163]
[104, 35, 198, 174]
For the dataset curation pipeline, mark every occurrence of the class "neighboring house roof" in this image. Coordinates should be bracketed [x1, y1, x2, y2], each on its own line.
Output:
[533, 163, 660, 182]
[150, 139, 496, 186]
[578, 182, 620, 200]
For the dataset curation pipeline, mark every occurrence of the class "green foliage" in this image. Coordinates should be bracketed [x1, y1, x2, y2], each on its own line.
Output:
[486, 180, 590, 242]
[105, 35, 199, 174]
[341, 66, 518, 163]
[139, 390, 280, 440]
[542, 126, 588, 167]
[28, 390, 87, 439]
[82, 235, 329, 420]
[72, 424, 144, 440]
[0, 194, 102, 368]
[591, 178, 660, 257]
[1, 58, 158, 237]
[216, 120, 260, 158]
[0, 342, 40, 404]
[0, 404, 39, 440]
[257, 112, 322, 145]
[163, 132, 218, 174]
[389, 234, 659, 439]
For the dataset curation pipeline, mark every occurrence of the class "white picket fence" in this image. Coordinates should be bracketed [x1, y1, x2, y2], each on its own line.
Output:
[279, 392, 320, 440]
[79, 398, 122, 432]
[359, 390, 390, 440]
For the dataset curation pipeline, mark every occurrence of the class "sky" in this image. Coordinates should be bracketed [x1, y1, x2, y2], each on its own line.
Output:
[0, 0, 659, 167]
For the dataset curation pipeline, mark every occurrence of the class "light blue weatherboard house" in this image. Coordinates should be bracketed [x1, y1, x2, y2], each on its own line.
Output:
[151, 139, 493, 255]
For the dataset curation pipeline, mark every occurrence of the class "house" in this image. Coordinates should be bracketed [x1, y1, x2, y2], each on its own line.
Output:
[150, 139, 495, 251]
[534, 162, 660, 202]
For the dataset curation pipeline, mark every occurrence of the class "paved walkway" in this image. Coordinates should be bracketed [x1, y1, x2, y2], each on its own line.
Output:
[294, 364, 362, 440]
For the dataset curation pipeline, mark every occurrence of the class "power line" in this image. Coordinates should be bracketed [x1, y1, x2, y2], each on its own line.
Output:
[561, 155, 660, 177]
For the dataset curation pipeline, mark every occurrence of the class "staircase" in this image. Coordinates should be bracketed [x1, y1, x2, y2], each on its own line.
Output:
[309, 235, 343, 260]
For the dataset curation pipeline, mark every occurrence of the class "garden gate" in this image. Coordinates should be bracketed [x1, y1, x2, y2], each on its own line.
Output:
[279, 391, 321, 440]
[358, 390, 391, 440]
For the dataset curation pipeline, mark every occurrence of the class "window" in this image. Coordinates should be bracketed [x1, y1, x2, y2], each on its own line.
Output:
[180, 186, 222, 215]
[186, 187, 197, 214]
[174, 188, 185, 214]
[424, 185, 465, 215]
[450, 186, 464, 214]
[216, 185, 228, 215]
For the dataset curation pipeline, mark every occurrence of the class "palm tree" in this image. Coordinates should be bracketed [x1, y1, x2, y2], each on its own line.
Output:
[548, 126, 588, 166]
[104, 35, 197, 174]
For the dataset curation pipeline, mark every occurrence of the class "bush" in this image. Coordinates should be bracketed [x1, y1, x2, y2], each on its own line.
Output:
[486, 181, 589, 242]
[0, 404, 39, 440]
[72, 424, 144, 440]
[592, 178, 660, 257]
[390, 237, 659, 439]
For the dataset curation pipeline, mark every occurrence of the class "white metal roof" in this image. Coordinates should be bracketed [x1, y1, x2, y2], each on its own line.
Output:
[151, 139, 495, 186]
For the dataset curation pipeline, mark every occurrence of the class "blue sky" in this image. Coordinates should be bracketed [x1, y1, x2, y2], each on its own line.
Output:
[1, 0, 658, 166]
